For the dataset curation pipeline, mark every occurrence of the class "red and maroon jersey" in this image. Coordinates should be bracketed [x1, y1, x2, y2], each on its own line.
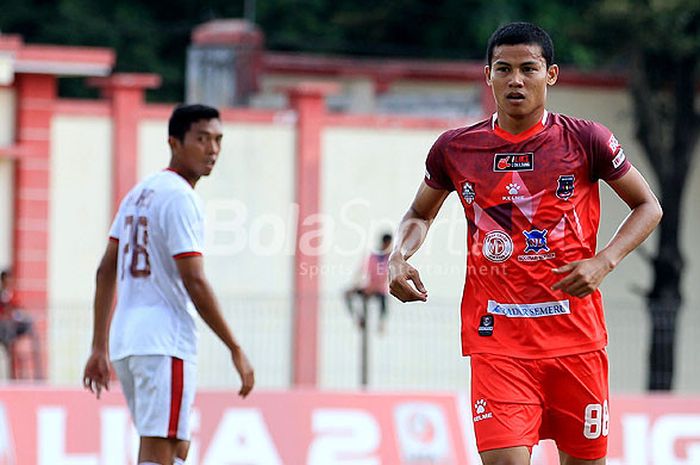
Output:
[425, 111, 631, 358]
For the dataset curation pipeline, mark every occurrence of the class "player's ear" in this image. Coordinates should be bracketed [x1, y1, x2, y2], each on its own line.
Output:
[546, 64, 559, 86]
[168, 135, 181, 153]
[484, 65, 492, 87]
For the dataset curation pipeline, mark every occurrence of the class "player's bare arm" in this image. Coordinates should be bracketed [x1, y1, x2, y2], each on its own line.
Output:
[83, 239, 119, 399]
[175, 256, 255, 397]
[552, 166, 662, 297]
[389, 181, 450, 302]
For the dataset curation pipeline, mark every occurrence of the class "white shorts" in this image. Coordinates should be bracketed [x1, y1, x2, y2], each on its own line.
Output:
[113, 355, 196, 440]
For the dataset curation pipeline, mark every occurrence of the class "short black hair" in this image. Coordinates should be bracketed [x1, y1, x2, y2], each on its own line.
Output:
[486, 22, 555, 68]
[381, 233, 393, 244]
[0, 269, 10, 281]
[168, 104, 220, 141]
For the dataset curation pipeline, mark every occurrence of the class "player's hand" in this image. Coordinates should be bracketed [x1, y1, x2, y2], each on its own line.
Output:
[388, 254, 428, 302]
[551, 256, 614, 298]
[82, 350, 111, 399]
[231, 347, 255, 398]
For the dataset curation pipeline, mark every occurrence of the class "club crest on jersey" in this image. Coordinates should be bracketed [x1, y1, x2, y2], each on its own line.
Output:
[461, 181, 476, 204]
[523, 228, 549, 254]
[493, 153, 534, 172]
[482, 230, 513, 263]
[556, 174, 575, 201]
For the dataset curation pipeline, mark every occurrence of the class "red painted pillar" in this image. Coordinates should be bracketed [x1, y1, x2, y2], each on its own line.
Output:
[13, 73, 57, 379]
[285, 83, 337, 387]
[88, 73, 161, 213]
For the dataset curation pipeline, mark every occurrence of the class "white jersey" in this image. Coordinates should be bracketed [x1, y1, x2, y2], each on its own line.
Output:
[108, 169, 205, 362]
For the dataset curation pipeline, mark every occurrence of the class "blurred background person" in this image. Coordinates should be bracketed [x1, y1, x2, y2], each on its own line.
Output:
[344, 233, 393, 334]
[0, 269, 41, 380]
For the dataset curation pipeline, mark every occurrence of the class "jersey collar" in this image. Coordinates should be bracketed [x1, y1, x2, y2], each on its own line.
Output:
[491, 110, 549, 143]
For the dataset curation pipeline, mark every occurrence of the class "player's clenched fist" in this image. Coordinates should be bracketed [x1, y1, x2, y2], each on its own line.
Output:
[388, 255, 428, 303]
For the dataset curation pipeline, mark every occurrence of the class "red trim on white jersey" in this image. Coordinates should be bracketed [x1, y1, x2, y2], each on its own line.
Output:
[168, 357, 184, 439]
[492, 111, 549, 143]
[173, 251, 202, 260]
[108, 236, 119, 243]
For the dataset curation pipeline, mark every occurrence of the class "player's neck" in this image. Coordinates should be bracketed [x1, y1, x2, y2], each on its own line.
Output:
[166, 165, 199, 188]
[495, 108, 546, 135]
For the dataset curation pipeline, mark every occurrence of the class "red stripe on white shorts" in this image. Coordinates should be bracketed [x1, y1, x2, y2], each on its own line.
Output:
[168, 357, 184, 438]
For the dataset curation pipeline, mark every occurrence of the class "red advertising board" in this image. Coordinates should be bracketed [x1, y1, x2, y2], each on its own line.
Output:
[0, 388, 698, 465]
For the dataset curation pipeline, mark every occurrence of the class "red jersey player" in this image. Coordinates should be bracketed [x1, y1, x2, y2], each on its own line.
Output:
[388, 23, 662, 465]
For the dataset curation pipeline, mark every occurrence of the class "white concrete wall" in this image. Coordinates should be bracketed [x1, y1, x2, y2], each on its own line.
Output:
[0, 160, 13, 271]
[41, 89, 700, 393]
[0, 88, 15, 271]
[319, 125, 471, 391]
[139, 118, 296, 388]
[48, 114, 112, 383]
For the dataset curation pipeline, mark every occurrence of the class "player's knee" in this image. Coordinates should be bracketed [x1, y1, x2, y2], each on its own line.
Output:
[480, 447, 531, 465]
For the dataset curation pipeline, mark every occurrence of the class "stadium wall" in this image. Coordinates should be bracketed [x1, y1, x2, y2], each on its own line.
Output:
[1, 69, 699, 394]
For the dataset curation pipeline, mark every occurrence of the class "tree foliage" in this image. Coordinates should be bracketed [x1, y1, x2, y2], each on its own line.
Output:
[1, 0, 605, 101]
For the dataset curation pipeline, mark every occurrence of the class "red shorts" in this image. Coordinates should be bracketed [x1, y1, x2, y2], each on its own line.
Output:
[470, 350, 609, 460]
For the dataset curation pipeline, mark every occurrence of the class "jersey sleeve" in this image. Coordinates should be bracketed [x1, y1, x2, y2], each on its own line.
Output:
[424, 130, 455, 191]
[161, 192, 205, 259]
[108, 197, 126, 241]
[586, 122, 632, 181]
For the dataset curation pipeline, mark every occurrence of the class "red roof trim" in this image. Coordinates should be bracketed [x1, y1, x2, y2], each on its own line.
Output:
[325, 113, 473, 130]
[17, 45, 114, 66]
[263, 52, 627, 89]
[140, 103, 291, 124]
[54, 99, 111, 117]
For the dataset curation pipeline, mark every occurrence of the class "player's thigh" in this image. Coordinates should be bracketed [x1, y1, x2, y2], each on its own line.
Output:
[559, 449, 606, 465]
[480, 446, 531, 465]
[543, 350, 609, 461]
[138, 436, 179, 464]
[112, 357, 136, 419]
[471, 354, 543, 452]
[129, 355, 197, 440]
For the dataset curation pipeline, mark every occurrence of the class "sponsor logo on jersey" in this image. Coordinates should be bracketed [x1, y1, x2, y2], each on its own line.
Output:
[607, 134, 621, 154]
[482, 230, 513, 263]
[556, 174, 575, 201]
[493, 153, 534, 172]
[519, 228, 556, 261]
[502, 182, 525, 201]
[612, 149, 626, 169]
[478, 315, 494, 337]
[461, 181, 476, 204]
[487, 299, 571, 318]
[473, 399, 493, 422]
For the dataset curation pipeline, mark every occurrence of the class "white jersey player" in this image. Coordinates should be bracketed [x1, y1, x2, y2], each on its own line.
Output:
[83, 104, 254, 465]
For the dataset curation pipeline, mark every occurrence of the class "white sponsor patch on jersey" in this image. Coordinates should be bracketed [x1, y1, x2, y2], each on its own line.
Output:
[487, 299, 570, 318]
[612, 149, 626, 169]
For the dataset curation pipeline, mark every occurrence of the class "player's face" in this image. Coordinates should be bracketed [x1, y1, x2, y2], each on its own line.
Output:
[170, 118, 223, 180]
[485, 44, 558, 126]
